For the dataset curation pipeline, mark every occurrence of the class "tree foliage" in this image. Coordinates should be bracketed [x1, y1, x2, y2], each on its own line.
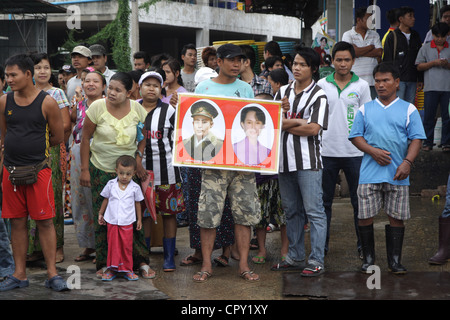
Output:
[61, 0, 132, 71]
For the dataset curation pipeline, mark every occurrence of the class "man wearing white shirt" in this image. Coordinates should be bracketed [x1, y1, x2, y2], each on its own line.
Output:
[89, 44, 115, 86]
[342, 7, 383, 99]
[66, 45, 92, 102]
[317, 41, 372, 258]
[424, 5, 450, 43]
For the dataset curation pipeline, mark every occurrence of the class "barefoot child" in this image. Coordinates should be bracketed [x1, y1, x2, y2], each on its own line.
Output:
[98, 155, 144, 281]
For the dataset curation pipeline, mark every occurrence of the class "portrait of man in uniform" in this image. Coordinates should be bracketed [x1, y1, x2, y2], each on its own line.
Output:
[183, 99, 224, 161]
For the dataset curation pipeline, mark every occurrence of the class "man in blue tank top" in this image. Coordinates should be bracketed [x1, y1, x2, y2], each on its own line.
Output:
[0, 54, 67, 292]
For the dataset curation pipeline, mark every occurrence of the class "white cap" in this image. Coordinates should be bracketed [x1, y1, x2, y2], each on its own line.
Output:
[194, 67, 218, 85]
[71, 46, 92, 58]
[138, 71, 164, 87]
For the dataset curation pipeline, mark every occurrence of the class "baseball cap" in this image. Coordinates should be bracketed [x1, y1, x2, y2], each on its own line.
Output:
[62, 65, 76, 74]
[216, 43, 246, 59]
[138, 71, 164, 87]
[71, 46, 92, 58]
[89, 44, 106, 56]
[194, 67, 218, 85]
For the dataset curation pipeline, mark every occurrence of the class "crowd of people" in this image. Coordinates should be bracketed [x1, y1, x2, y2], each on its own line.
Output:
[0, 4, 449, 293]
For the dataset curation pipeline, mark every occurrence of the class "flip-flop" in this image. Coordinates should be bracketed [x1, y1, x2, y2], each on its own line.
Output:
[251, 255, 266, 264]
[45, 275, 70, 291]
[124, 271, 139, 281]
[213, 255, 229, 267]
[74, 254, 95, 262]
[139, 264, 156, 279]
[240, 270, 260, 282]
[96, 267, 107, 279]
[250, 238, 259, 250]
[180, 255, 203, 266]
[193, 271, 212, 283]
[101, 269, 117, 281]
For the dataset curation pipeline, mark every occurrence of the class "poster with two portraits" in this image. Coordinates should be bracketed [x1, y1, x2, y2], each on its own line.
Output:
[173, 93, 282, 173]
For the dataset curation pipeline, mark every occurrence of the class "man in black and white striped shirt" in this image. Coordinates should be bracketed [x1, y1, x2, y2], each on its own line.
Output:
[271, 46, 329, 277]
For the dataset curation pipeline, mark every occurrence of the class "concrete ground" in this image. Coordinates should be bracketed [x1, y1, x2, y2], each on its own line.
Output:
[1, 195, 448, 301]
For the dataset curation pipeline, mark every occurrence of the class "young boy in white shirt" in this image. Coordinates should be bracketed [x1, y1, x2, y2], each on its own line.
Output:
[98, 155, 144, 281]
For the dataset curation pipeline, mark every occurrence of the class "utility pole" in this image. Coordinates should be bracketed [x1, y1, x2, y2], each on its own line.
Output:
[130, 0, 139, 63]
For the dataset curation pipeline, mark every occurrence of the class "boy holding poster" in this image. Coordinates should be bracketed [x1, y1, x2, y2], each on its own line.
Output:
[192, 44, 261, 282]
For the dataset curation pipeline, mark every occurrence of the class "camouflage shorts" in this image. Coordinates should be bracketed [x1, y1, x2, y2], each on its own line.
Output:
[197, 169, 260, 228]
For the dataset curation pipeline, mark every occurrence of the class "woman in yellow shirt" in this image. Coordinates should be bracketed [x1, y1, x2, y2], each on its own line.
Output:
[80, 72, 154, 279]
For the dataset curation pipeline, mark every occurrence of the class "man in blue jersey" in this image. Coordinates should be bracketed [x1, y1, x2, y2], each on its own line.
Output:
[349, 62, 425, 274]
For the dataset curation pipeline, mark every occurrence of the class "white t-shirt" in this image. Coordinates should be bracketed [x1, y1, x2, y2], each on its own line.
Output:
[66, 76, 81, 102]
[342, 27, 382, 86]
[100, 178, 144, 226]
[318, 72, 372, 157]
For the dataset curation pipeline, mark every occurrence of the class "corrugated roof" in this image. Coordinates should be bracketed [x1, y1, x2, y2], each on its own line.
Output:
[0, 0, 66, 14]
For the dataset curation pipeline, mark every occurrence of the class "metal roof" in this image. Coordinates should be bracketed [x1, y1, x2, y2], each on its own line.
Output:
[0, 0, 66, 14]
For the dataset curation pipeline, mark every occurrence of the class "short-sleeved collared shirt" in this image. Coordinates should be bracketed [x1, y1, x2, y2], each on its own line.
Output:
[342, 27, 382, 86]
[415, 40, 450, 92]
[317, 72, 372, 157]
[249, 74, 272, 96]
[100, 178, 144, 226]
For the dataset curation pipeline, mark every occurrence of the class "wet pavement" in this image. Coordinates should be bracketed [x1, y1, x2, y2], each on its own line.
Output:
[0, 195, 448, 302]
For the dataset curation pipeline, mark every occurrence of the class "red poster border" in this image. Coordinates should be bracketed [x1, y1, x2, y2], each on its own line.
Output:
[173, 93, 282, 173]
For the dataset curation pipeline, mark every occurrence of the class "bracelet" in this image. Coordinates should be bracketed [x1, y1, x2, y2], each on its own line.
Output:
[135, 150, 143, 158]
[403, 158, 413, 166]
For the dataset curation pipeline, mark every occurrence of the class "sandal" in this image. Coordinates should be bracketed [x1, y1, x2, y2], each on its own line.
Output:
[442, 145, 450, 153]
[180, 255, 202, 266]
[240, 270, 260, 281]
[193, 271, 212, 283]
[74, 254, 95, 262]
[96, 267, 107, 279]
[213, 255, 229, 267]
[251, 255, 266, 264]
[139, 264, 156, 279]
[270, 260, 303, 271]
[0, 275, 29, 292]
[45, 275, 70, 291]
[422, 145, 432, 152]
[26, 252, 44, 262]
[101, 268, 117, 281]
[301, 263, 325, 277]
[250, 238, 259, 250]
[124, 271, 139, 281]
